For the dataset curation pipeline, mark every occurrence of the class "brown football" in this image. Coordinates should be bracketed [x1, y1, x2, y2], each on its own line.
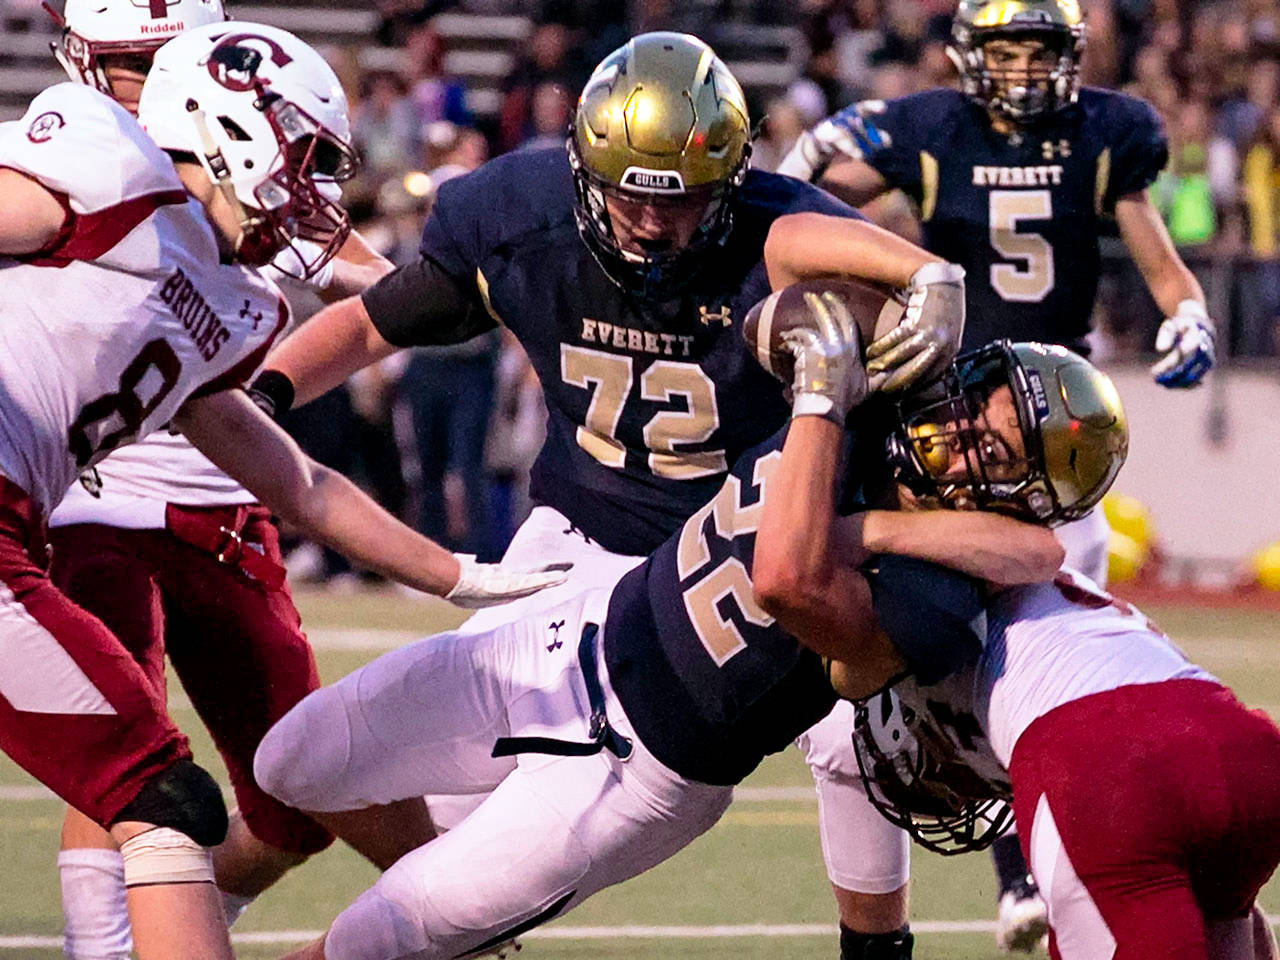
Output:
[742, 278, 904, 382]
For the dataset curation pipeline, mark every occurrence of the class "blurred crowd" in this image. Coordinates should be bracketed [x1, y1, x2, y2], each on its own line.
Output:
[11, 0, 1263, 577]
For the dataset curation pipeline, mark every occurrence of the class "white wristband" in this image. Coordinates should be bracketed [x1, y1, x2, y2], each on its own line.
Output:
[908, 261, 966, 287]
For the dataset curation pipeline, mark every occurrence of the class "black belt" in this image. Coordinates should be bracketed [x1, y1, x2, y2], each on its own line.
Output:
[491, 623, 633, 761]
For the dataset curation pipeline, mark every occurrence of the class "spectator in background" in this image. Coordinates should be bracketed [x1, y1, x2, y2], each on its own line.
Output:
[1218, 56, 1280, 153]
[483, 332, 546, 550]
[518, 80, 571, 150]
[398, 130, 502, 559]
[424, 121, 489, 182]
[752, 96, 808, 171]
[1241, 104, 1280, 353]
[498, 3, 586, 152]
[1154, 100, 1221, 248]
[404, 22, 473, 136]
[351, 70, 418, 177]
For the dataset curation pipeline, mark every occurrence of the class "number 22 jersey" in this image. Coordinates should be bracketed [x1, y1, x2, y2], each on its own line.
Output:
[0, 84, 286, 517]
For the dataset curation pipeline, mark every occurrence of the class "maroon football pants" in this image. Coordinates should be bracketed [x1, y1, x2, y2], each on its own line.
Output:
[51, 504, 332, 854]
[1010, 679, 1280, 960]
[0, 476, 189, 825]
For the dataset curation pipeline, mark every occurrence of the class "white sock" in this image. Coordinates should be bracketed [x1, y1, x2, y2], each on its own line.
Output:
[221, 891, 255, 928]
[57, 848, 133, 960]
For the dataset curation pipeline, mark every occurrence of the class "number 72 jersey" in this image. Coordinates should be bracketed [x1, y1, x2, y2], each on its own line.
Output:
[858, 87, 1168, 353]
[0, 84, 286, 518]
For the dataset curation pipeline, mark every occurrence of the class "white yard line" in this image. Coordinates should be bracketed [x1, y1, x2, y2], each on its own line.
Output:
[0, 785, 820, 804]
[2, 918, 1278, 948]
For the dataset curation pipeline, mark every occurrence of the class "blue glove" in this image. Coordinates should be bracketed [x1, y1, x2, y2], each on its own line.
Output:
[776, 100, 892, 182]
[1151, 299, 1214, 388]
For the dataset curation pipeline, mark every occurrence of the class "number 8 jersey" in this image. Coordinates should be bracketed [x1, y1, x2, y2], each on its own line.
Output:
[855, 87, 1167, 354]
[0, 84, 285, 517]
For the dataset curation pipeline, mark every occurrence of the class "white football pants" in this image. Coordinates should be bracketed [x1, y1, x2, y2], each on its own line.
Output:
[255, 586, 732, 960]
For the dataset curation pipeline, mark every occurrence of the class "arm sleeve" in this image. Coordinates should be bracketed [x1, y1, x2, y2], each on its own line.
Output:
[360, 253, 497, 348]
[1104, 96, 1170, 209]
[864, 554, 987, 685]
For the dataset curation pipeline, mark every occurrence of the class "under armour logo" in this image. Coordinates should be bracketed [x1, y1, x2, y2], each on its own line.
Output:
[240, 300, 264, 330]
[1041, 138, 1071, 160]
[699, 305, 732, 327]
[546, 620, 566, 652]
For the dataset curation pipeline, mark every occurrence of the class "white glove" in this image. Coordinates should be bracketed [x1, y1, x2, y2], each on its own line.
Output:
[775, 101, 891, 182]
[782, 291, 867, 423]
[866, 262, 966, 393]
[444, 555, 572, 609]
[1151, 299, 1214, 388]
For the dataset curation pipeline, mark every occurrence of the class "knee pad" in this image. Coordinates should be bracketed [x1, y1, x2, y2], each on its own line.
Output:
[119, 827, 215, 887]
[111, 758, 228, 847]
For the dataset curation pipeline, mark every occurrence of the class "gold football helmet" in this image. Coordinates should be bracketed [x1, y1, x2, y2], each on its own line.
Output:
[568, 32, 751, 299]
[948, 0, 1085, 122]
[891, 340, 1128, 525]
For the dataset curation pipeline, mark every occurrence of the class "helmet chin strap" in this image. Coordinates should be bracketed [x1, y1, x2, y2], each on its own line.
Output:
[185, 99, 269, 260]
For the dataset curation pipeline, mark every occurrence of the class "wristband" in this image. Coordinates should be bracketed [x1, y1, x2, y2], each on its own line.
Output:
[247, 369, 296, 421]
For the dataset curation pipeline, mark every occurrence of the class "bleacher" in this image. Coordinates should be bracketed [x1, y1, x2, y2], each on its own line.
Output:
[1, 3, 802, 123]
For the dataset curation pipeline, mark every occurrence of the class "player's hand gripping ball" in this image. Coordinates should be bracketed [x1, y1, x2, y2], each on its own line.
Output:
[743, 279, 895, 422]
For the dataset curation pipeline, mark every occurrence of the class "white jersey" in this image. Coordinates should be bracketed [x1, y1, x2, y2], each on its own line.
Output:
[894, 569, 1215, 793]
[0, 84, 286, 519]
[50, 221, 332, 529]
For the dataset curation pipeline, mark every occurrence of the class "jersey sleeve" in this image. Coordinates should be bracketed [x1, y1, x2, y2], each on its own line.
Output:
[360, 253, 496, 348]
[858, 94, 935, 201]
[0, 83, 183, 215]
[864, 554, 987, 685]
[1102, 94, 1169, 209]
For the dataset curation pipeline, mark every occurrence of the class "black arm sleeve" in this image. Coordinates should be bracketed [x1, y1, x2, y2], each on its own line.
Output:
[360, 254, 498, 348]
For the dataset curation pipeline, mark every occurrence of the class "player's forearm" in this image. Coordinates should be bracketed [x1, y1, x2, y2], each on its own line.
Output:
[819, 159, 892, 208]
[265, 295, 397, 407]
[764, 212, 939, 291]
[1116, 192, 1206, 317]
[282, 461, 461, 595]
[754, 418, 882, 655]
[853, 510, 1064, 585]
[322, 229, 395, 301]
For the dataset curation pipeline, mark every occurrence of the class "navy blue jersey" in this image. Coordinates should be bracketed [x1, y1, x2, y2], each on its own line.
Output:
[603, 420, 987, 786]
[418, 147, 861, 555]
[859, 87, 1167, 353]
[603, 425, 837, 785]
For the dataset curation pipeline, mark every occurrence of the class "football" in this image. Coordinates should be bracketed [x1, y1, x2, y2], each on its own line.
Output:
[742, 277, 905, 383]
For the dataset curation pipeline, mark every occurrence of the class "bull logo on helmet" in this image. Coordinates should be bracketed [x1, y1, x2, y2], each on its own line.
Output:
[205, 32, 293, 92]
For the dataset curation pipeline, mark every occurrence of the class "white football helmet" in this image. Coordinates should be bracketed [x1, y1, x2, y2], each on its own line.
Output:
[53, 0, 227, 94]
[137, 21, 357, 275]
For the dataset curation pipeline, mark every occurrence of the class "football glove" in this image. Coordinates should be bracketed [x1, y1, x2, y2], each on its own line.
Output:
[775, 101, 891, 183]
[445, 555, 572, 609]
[1151, 299, 1214, 388]
[781, 290, 867, 423]
[866, 262, 966, 393]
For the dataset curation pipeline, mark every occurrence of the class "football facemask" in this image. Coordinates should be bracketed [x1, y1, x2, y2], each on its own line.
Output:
[851, 690, 1013, 856]
[949, 0, 1085, 123]
[889, 341, 1128, 526]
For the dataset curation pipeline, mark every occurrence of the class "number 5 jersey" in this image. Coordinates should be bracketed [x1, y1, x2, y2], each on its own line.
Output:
[0, 83, 285, 519]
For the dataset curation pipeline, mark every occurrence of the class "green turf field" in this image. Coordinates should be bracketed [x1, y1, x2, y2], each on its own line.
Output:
[0, 590, 1276, 960]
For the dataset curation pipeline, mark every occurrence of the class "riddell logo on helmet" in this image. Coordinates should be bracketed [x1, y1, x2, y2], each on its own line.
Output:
[620, 167, 684, 193]
[139, 21, 183, 34]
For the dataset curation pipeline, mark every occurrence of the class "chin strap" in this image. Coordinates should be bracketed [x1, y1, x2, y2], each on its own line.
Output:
[185, 98, 267, 259]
